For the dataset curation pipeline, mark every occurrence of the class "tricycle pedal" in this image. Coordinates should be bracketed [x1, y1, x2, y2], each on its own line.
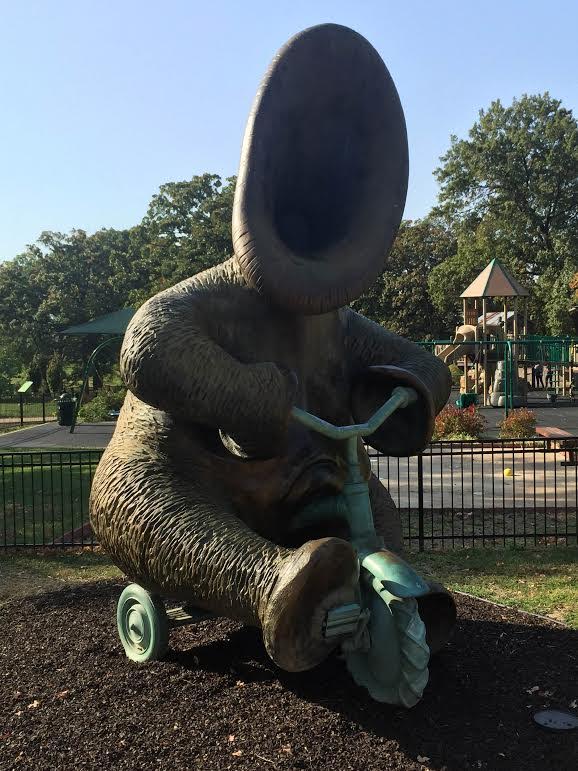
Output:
[323, 602, 368, 640]
[166, 605, 213, 628]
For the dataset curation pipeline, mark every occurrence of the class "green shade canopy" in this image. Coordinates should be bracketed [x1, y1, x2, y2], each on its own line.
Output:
[61, 309, 135, 336]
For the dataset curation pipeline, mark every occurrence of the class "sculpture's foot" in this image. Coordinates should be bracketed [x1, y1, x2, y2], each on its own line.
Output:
[261, 537, 359, 672]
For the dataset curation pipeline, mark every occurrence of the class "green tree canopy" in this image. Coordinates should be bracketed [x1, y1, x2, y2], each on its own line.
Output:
[0, 228, 133, 391]
[132, 173, 235, 303]
[354, 218, 457, 339]
[430, 93, 578, 333]
[0, 175, 236, 392]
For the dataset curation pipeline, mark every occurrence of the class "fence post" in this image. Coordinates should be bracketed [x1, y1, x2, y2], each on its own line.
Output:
[42, 393, 46, 423]
[417, 453, 424, 552]
[19, 394, 24, 426]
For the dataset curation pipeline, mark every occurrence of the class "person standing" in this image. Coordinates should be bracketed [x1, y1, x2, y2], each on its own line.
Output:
[536, 362, 544, 388]
[546, 367, 554, 389]
[532, 362, 544, 389]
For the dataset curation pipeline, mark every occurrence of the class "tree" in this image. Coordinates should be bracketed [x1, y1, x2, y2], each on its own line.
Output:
[353, 218, 456, 339]
[535, 260, 578, 336]
[0, 174, 237, 390]
[131, 173, 235, 303]
[0, 228, 133, 390]
[0, 346, 21, 396]
[431, 93, 578, 334]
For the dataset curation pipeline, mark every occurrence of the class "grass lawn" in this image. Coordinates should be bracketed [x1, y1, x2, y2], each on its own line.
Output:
[0, 546, 576, 629]
[0, 451, 102, 546]
[411, 546, 578, 628]
[0, 400, 57, 419]
[0, 548, 121, 606]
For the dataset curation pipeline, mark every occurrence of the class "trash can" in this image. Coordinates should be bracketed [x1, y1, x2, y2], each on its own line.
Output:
[456, 393, 478, 408]
[57, 393, 76, 426]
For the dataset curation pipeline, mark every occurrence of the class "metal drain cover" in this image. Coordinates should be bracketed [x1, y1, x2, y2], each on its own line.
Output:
[533, 709, 578, 732]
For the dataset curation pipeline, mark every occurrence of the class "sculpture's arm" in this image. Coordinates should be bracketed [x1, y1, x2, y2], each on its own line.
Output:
[344, 308, 451, 455]
[120, 276, 295, 456]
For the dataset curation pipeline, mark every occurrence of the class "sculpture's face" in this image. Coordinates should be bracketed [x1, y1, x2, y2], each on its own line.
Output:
[232, 23, 409, 315]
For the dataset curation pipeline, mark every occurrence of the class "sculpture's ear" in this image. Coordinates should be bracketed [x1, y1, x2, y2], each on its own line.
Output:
[233, 23, 408, 315]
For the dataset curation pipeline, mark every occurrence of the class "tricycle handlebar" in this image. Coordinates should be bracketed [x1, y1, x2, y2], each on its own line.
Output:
[290, 386, 418, 440]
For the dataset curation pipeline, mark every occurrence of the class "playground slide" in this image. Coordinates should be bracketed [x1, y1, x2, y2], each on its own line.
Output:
[438, 343, 474, 365]
[437, 325, 478, 365]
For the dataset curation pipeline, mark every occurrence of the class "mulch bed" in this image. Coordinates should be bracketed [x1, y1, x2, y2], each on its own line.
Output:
[0, 582, 576, 771]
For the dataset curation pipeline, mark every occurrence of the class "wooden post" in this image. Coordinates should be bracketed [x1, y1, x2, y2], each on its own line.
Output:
[482, 298, 488, 405]
[473, 300, 479, 396]
[523, 297, 528, 337]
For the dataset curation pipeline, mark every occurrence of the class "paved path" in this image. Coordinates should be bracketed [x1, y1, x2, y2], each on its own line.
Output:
[0, 422, 115, 449]
[371, 448, 578, 511]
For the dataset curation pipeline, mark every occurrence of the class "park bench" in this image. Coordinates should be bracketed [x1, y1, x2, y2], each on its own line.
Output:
[535, 426, 578, 467]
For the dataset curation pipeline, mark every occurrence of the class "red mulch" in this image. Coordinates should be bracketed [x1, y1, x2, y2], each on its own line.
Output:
[0, 582, 576, 770]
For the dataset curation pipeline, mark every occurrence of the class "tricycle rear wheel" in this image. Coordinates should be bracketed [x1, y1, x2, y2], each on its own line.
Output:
[117, 584, 169, 663]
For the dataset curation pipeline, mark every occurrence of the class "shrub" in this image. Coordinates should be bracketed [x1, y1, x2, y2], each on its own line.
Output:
[78, 387, 126, 422]
[432, 404, 486, 441]
[448, 364, 462, 387]
[498, 408, 536, 439]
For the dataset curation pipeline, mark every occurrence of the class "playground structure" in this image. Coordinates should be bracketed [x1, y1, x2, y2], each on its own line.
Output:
[435, 259, 578, 409]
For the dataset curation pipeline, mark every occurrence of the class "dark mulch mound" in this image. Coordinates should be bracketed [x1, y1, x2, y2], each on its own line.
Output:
[0, 583, 576, 771]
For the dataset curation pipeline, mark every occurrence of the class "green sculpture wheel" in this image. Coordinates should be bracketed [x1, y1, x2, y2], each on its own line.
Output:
[117, 584, 169, 663]
[345, 589, 429, 708]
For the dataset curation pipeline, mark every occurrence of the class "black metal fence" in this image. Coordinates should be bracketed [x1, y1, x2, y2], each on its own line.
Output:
[369, 438, 578, 549]
[1, 438, 577, 550]
[0, 451, 101, 548]
[0, 394, 56, 427]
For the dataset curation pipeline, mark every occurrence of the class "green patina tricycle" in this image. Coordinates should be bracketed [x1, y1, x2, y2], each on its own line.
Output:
[117, 386, 434, 707]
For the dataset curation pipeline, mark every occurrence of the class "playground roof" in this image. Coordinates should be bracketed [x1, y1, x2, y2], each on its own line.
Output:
[460, 259, 529, 298]
[479, 310, 515, 325]
[61, 308, 135, 336]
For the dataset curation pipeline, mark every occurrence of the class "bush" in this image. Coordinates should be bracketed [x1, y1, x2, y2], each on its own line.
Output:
[78, 388, 126, 422]
[498, 408, 537, 439]
[448, 364, 462, 387]
[432, 404, 486, 441]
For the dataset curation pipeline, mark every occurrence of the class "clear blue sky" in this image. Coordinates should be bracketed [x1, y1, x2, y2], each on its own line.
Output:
[1, 0, 577, 260]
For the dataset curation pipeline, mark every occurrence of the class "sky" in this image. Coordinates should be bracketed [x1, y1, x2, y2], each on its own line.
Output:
[1, 0, 577, 261]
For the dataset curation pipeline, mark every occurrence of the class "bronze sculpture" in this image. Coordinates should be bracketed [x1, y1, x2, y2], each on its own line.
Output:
[91, 23, 455, 693]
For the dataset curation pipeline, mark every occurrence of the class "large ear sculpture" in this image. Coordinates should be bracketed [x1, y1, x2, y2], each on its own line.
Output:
[233, 23, 408, 314]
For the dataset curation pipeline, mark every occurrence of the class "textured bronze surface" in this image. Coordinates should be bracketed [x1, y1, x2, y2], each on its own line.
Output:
[90, 23, 452, 672]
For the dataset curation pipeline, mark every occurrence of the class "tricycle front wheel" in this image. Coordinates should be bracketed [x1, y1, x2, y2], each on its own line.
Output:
[345, 593, 429, 708]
